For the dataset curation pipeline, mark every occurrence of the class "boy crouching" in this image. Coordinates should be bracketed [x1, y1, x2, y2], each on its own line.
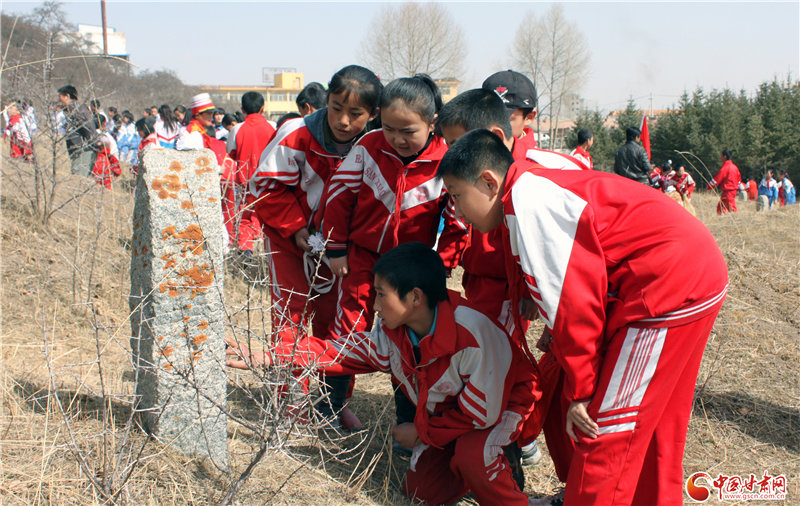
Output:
[227, 242, 540, 505]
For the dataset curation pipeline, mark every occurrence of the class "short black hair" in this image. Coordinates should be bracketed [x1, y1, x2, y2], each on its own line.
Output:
[221, 113, 236, 128]
[626, 126, 641, 142]
[721, 149, 732, 160]
[90, 98, 101, 109]
[241, 91, 264, 115]
[381, 73, 442, 123]
[437, 129, 514, 183]
[57, 85, 77, 100]
[437, 89, 512, 139]
[296, 82, 326, 110]
[214, 107, 225, 115]
[577, 127, 593, 145]
[373, 242, 447, 309]
[122, 110, 134, 122]
[276, 111, 302, 129]
[135, 116, 156, 136]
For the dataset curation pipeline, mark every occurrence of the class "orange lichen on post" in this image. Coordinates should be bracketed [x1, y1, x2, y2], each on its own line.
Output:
[163, 363, 173, 371]
[158, 281, 181, 297]
[208, 197, 218, 203]
[198, 320, 209, 330]
[192, 334, 208, 346]
[158, 345, 174, 357]
[181, 200, 194, 210]
[183, 316, 190, 322]
[151, 173, 186, 200]
[195, 156, 214, 175]
[161, 224, 205, 256]
[169, 160, 185, 172]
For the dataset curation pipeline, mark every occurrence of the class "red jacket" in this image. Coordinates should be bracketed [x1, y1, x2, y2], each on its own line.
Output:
[569, 146, 593, 170]
[709, 160, 741, 192]
[459, 138, 588, 282]
[250, 112, 350, 254]
[502, 163, 728, 402]
[230, 113, 275, 186]
[281, 292, 539, 448]
[321, 130, 466, 265]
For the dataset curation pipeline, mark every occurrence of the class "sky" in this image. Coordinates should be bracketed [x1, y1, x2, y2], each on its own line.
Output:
[3, 1, 799, 112]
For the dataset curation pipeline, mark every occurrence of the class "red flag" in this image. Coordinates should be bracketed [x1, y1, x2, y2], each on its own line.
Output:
[640, 115, 651, 160]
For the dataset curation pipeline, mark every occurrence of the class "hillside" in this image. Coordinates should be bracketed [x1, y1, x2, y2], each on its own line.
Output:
[1, 148, 798, 504]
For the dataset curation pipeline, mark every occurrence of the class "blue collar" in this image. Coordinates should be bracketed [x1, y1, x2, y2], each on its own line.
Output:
[408, 308, 437, 347]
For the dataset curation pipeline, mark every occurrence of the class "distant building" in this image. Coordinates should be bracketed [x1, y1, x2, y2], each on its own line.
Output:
[67, 24, 129, 60]
[436, 78, 460, 103]
[199, 72, 304, 120]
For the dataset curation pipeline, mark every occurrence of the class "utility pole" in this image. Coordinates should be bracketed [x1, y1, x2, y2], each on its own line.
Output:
[100, 0, 108, 55]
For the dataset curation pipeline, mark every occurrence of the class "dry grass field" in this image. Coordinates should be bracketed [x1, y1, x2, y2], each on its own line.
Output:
[1, 148, 798, 505]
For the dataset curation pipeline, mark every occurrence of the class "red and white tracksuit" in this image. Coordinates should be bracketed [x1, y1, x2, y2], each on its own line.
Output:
[278, 293, 540, 505]
[708, 160, 741, 214]
[229, 113, 275, 251]
[569, 145, 593, 170]
[321, 130, 467, 338]
[3, 113, 33, 161]
[501, 163, 728, 505]
[92, 132, 121, 190]
[457, 137, 588, 332]
[249, 112, 346, 339]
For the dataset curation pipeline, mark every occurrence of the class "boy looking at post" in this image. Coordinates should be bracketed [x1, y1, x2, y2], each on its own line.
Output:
[438, 130, 728, 505]
[227, 242, 539, 505]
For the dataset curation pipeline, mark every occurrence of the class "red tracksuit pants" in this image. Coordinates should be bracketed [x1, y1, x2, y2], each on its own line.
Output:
[562, 310, 719, 505]
[330, 243, 380, 338]
[404, 429, 528, 506]
[717, 189, 738, 214]
[264, 234, 337, 341]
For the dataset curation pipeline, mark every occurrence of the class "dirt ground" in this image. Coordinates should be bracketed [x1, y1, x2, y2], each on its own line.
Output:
[1, 152, 798, 505]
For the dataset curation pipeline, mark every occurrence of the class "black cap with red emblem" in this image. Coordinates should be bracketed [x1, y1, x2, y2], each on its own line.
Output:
[481, 70, 538, 111]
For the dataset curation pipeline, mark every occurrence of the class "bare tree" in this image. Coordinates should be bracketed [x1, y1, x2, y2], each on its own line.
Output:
[359, 2, 465, 81]
[512, 5, 590, 150]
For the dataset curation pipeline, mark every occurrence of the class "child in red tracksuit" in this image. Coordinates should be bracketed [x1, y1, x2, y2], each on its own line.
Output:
[707, 149, 741, 214]
[228, 91, 276, 252]
[321, 75, 468, 429]
[439, 130, 729, 506]
[92, 116, 121, 190]
[3, 103, 33, 161]
[437, 89, 589, 470]
[249, 65, 383, 428]
[227, 242, 540, 505]
[323, 74, 467, 338]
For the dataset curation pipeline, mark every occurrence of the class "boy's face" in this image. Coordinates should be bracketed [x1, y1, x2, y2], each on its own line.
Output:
[443, 172, 504, 233]
[373, 274, 414, 330]
[509, 108, 535, 139]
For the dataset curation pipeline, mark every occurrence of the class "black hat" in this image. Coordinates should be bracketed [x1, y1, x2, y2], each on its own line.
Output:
[482, 70, 537, 110]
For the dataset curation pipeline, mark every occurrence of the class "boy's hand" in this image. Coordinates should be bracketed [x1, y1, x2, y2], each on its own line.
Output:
[566, 400, 599, 442]
[519, 298, 538, 321]
[392, 423, 421, 449]
[293, 227, 312, 253]
[329, 255, 349, 277]
[536, 327, 553, 352]
[225, 337, 271, 369]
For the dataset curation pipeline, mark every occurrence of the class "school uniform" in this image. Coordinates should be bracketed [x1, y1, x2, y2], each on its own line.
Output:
[154, 119, 179, 148]
[321, 130, 467, 338]
[92, 131, 121, 189]
[569, 146, 593, 170]
[278, 292, 539, 505]
[708, 160, 741, 214]
[501, 163, 728, 505]
[249, 109, 350, 339]
[3, 113, 33, 161]
[228, 113, 275, 251]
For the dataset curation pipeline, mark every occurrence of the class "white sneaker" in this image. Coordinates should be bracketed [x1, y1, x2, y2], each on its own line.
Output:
[520, 440, 542, 466]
